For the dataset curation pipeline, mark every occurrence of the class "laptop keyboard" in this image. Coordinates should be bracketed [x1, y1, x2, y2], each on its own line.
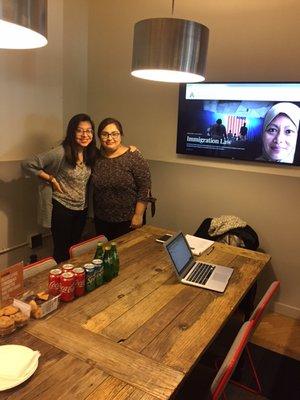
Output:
[188, 263, 215, 285]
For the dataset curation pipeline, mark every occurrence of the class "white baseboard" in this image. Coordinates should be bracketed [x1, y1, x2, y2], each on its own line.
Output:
[273, 301, 300, 319]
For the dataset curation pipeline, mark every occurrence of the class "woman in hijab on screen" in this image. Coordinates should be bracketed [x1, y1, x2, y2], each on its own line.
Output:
[257, 102, 300, 163]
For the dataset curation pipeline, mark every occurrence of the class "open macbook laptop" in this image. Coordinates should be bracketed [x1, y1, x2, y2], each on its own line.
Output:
[164, 232, 233, 293]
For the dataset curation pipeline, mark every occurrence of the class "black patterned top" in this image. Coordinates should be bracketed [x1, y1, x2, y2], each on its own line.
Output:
[92, 150, 151, 222]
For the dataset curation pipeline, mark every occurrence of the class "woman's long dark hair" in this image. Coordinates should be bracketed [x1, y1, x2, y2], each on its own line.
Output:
[62, 113, 98, 167]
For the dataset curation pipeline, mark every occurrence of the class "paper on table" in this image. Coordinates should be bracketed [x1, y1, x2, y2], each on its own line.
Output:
[0, 345, 40, 380]
[185, 234, 214, 256]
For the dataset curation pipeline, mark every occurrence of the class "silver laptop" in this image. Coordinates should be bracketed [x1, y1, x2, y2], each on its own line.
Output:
[164, 232, 233, 293]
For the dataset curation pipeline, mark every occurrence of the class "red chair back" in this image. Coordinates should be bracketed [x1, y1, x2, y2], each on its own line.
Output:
[210, 320, 254, 400]
[69, 235, 108, 259]
[249, 281, 280, 330]
[23, 257, 57, 279]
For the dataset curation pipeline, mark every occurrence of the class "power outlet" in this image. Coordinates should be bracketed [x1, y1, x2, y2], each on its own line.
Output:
[28, 233, 43, 249]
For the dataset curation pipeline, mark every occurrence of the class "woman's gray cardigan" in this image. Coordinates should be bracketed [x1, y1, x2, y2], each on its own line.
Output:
[21, 146, 65, 228]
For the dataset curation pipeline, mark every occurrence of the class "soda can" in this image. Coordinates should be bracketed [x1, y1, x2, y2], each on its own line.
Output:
[60, 272, 75, 302]
[48, 268, 62, 296]
[84, 263, 95, 292]
[62, 263, 74, 272]
[73, 267, 85, 297]
[92, 259, 104, 287]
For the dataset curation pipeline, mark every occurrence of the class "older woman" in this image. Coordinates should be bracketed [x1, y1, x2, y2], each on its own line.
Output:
[258, 102, 300, 163]
[92, 117, 151, 240]
[22, 113, 97, 263]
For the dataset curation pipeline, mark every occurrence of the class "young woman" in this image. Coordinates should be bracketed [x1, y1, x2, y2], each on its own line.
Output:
[22, 113, 98, 263]
[92, 117, 151, 240]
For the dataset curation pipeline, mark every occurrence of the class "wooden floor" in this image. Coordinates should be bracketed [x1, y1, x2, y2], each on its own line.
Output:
[250, 312, 300, 361]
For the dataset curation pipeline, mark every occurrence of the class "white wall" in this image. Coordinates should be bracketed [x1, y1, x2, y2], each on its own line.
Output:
[62, 0, 89, 126]
[0, 0, 63, 162]
[0, 0, 89, 268]
[87, 0, 300, 317]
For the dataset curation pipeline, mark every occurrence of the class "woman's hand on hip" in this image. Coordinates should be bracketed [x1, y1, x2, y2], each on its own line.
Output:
[51, 178, 63, 193]
[130, 213, 143, 229]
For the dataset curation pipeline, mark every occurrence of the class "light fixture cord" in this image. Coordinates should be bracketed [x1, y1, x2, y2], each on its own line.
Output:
[172, 0, 175, 15]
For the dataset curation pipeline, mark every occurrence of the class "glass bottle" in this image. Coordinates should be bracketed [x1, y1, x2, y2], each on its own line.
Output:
[94, 242, 104, 260]
[103, 245, 114, 282]
[110, 242, 120, 277]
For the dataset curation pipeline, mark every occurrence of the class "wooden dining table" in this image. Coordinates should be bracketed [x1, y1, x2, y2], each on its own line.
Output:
[0, 225, 271, 400]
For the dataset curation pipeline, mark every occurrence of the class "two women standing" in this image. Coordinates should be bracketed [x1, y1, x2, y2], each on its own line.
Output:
[22, 114, 151, 263]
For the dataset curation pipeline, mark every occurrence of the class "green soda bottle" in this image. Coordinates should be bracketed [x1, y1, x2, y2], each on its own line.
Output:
[110, 242, 120, 277]
[94, 242, 104, 260]
[103, 245, 114, 282]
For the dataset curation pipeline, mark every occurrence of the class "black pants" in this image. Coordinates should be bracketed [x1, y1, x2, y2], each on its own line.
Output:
[51, 199, 87, 263]
[94, 217, 133, 241]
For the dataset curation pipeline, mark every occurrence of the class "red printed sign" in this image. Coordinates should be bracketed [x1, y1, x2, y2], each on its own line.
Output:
[0, 262, 24, 307]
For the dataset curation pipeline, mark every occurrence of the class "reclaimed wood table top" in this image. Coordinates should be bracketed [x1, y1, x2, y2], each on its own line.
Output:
[0, 225, 271, 400]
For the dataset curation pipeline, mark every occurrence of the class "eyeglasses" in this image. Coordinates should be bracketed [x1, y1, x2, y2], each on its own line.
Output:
[100, 131, 120, 139]
[76, 128, 94, 136]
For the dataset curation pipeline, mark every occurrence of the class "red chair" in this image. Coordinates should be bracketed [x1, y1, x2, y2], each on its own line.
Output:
[23, 257, 57, 279]
[69, 235, 108, 259]
[230, 280, 280, 394]
[249, 281, 280, 329]
[172, 322, 254, 400]
[210, 320, 254, 400]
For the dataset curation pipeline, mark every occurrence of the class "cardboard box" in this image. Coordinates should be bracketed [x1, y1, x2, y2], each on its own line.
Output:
[0, 262, 24, 307]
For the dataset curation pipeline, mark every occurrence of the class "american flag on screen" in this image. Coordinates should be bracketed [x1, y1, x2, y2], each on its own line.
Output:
[226, 116, 246, 135]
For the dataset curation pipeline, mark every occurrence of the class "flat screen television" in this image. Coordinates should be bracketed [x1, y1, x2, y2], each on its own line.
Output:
[176, 83, 300, 166]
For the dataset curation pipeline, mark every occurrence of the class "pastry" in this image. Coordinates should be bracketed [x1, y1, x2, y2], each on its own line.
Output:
[29, 299, 38, 312]
[2, 305, 19, 316]
[32, 308, 43, 319]
[0, 316, 15, 336]
[12, 311, 29, 327]
[37, 291, 49, 301]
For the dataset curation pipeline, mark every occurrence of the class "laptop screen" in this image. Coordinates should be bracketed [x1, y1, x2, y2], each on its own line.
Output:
[165, 232, 193, 275]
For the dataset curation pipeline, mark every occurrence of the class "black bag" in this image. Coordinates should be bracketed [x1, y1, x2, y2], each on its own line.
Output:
[147, 191, 157, 217]
[194, 217, 259, 251]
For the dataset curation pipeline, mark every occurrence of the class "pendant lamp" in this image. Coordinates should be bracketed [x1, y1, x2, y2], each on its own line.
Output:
[131, 17, 209, 83]
[0, 0, 47, 49]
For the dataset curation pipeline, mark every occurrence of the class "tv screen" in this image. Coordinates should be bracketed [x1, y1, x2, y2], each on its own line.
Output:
[177, 83, 300, 166]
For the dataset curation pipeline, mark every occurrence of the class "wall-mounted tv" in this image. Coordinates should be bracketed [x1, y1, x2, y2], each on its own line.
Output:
[177, 83, 300, 166]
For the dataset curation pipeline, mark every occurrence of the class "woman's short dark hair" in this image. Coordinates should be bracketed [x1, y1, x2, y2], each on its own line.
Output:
[97, 117, 124, 138]
[62, 113, 97, 167]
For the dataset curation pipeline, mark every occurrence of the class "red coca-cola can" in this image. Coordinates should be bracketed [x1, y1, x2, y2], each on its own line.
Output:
[73, 267, 85, 297]
[48, 268, 62, 296]
[62, 263, 74, 272]
[60, 272, 75, 302]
